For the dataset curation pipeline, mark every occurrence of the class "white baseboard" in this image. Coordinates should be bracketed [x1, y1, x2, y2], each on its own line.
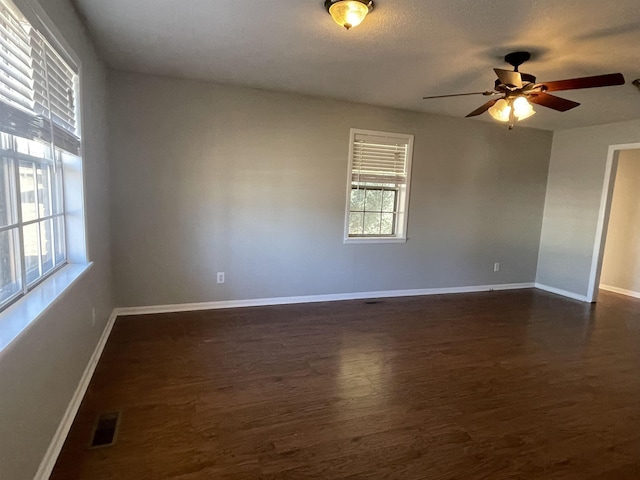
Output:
[34, 310, 118, 480]
[599, 284, 640, 299]
[534, 283, 590, 302]
[114, 282, 536, 316]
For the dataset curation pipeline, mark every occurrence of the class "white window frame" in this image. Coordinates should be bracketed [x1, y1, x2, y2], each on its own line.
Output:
[0, 0, 89, 351]
[343, 128, 414, 244]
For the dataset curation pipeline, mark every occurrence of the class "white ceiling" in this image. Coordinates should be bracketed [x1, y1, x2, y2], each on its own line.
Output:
[71, 0, 640, 131]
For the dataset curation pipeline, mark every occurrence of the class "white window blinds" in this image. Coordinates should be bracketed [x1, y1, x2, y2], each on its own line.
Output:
[0, 0, 79, 153]
[351, 132, 410, 185]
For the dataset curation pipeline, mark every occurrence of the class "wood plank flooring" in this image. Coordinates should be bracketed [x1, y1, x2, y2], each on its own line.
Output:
[51, 289, 640, 479]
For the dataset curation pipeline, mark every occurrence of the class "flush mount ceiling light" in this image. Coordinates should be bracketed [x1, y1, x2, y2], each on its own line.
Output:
[324, 0, 374, 30]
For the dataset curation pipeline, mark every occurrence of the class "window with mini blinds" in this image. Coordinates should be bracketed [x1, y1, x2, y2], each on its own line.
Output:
[344, 129, 413, 243]
[0, 0, 80, 311]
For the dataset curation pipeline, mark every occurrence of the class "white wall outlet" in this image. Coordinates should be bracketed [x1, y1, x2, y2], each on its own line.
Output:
[92, 308, 96, 326]
[217, 272, 225, 284]
[494, 262, 500, 272]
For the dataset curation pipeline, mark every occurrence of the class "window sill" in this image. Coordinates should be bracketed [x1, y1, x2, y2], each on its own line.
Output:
[344, 237, 407, 245]
[0, 262, 93, 356]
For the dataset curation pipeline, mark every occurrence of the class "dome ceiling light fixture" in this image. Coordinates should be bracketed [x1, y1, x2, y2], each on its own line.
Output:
[324, 0, 374, 30]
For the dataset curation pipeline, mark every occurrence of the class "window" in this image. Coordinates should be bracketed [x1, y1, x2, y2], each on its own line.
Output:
[0, 0, 80, 311]
[344, 129, 413, 243]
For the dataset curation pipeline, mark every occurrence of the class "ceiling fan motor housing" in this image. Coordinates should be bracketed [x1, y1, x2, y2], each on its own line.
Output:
[495, 73, 537, 93]
[505, 51, 531, 71]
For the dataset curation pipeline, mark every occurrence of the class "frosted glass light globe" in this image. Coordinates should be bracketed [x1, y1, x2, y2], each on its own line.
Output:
[512, 96, 536, 120]
[329, 1, 370, 29]
[488, 99, 511, 122]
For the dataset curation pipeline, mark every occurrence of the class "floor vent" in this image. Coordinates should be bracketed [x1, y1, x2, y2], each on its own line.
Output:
[90, 411, 121, 448]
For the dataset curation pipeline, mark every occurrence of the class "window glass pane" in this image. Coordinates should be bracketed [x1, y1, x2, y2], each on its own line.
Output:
[0, 156, 17, 227]
[54, 215, 65, 266]
[363, 213, 382, 235]
[37, 163, 52, 218]
[0, 228, 22, 305]
[52, 164, 64, 215]
[0, 132, 12, 150]
[58, 149, 79, 166]
[19, 161, 38, 222]
[348, 184, 399, 237]
[15, 137, 52, 160]
[350, 188, 365, 211]
[40, 218, 54, 275]
[364, 189, 383, 212]
[382, 190, 396, 213]
[380, 213, 395, 235]
[349, 212, 364, 235]
[23, 222, 41, 284]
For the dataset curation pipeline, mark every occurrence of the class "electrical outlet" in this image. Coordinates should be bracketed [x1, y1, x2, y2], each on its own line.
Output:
[494, 262, 500, 272]
[217, 272, 225, 284]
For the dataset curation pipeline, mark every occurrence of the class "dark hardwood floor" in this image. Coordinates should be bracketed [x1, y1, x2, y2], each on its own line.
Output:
[51, 289, 640, 479]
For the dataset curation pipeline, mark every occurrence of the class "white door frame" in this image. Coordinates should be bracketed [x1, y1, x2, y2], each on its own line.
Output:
[587, 142, 640, 302]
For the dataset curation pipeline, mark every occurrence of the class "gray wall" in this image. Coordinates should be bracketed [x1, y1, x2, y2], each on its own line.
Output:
[536, 120, 640, 297]
[600, 149, 640, 294]
[109, 71, 553, 307]
[0, 0, 113, 478]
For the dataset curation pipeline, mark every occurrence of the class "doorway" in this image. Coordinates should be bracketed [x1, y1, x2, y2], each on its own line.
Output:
[599, 149, 640, 298]
[587, 143, 640, 302]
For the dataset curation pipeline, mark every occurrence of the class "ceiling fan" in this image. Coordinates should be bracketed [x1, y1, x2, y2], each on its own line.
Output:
[422, 51, 625, 129]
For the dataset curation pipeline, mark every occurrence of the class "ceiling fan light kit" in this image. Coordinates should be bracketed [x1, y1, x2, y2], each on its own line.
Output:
[422, 51, 625, 130]
[324, 0, 373, 30]
[488, 96, 536, 125]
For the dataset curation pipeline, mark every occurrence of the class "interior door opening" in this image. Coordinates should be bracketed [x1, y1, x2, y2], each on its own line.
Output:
[599, 149, 640, 299]
[588, 144, 640, 302]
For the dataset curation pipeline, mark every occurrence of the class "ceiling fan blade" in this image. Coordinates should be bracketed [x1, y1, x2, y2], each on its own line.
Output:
[423, 91, 495, 99]
[465, 98, 499, 118]
[528, 92, 580, 112]
[494, 68, 522, 88]
[540, 73, 625, 92]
